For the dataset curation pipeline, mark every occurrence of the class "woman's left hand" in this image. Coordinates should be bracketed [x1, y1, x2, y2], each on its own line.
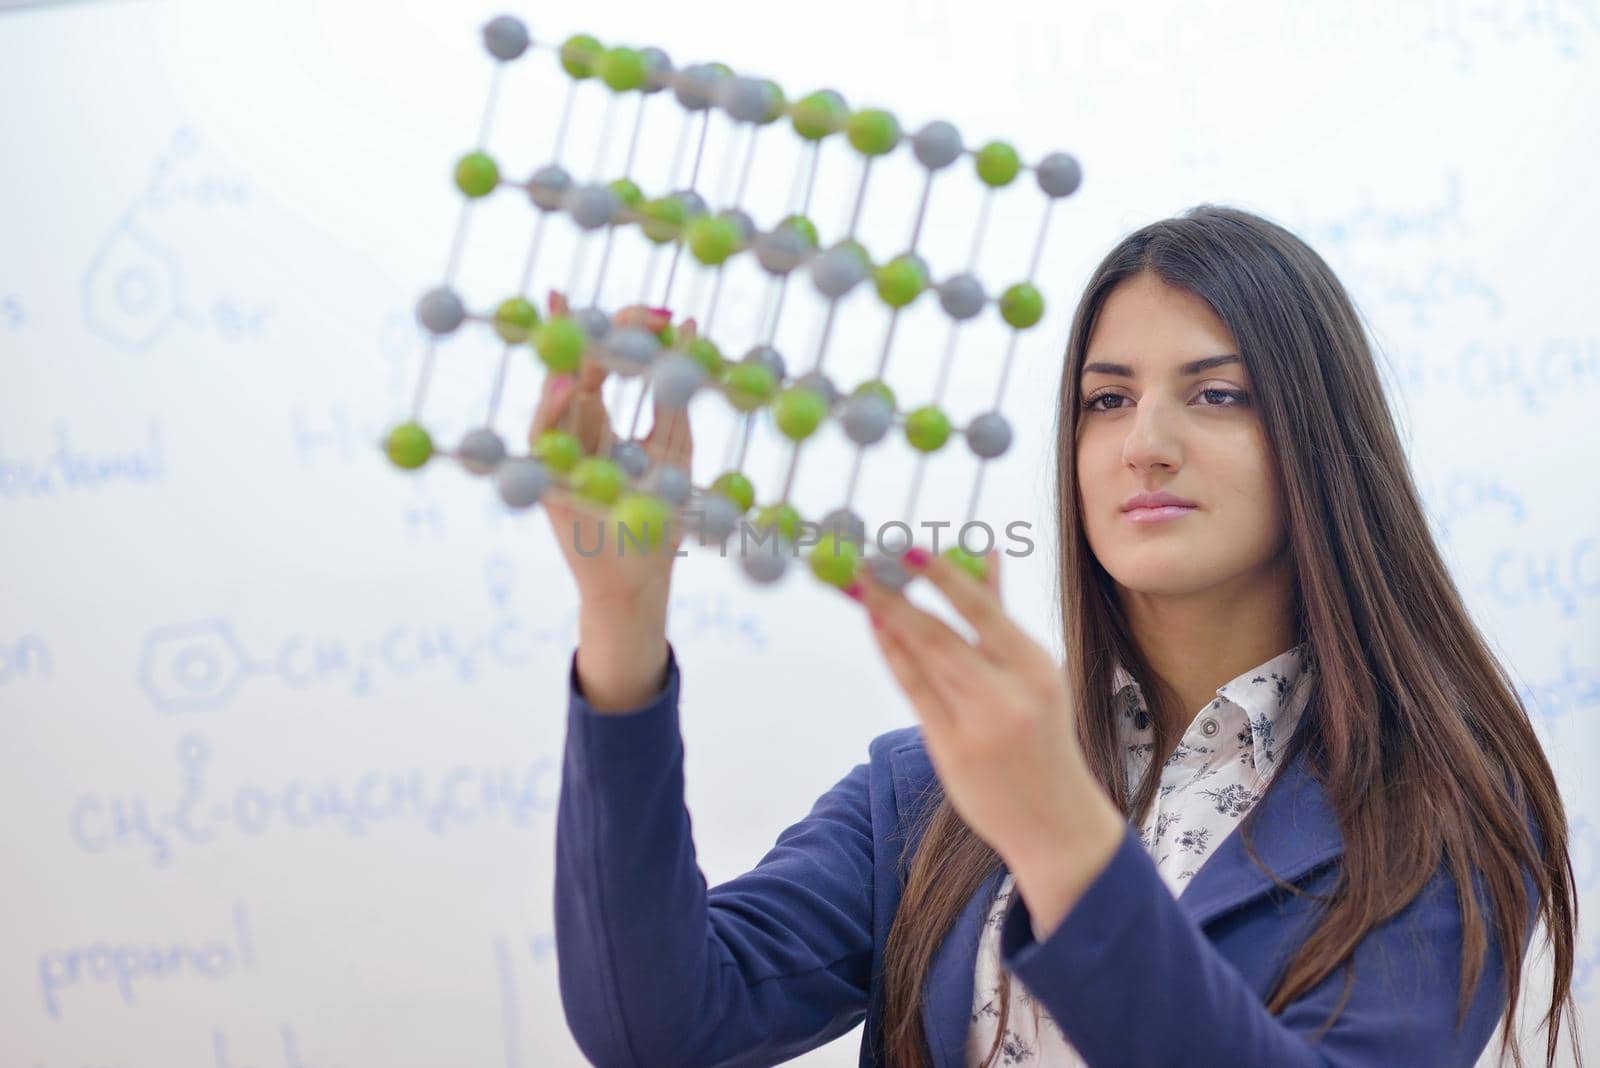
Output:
[852, 546, 1127, 932]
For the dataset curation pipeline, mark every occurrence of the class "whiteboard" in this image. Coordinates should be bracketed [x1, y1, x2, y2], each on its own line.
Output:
[2, 1, 1595, 1064]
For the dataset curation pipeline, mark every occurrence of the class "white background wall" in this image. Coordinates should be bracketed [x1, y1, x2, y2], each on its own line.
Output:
[1, 0, 1595, 1064]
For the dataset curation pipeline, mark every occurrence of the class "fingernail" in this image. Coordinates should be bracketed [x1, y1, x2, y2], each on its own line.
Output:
[549, 373, 574, 389]
[869, 611, 883, 629]
[843, 581, 864, 602]
[903, 547, 931, 569]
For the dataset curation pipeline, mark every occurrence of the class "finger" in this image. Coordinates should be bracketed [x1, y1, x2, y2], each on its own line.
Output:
[644, 316, 698, 465]
[548, 289, 571, 318]
[645, 406, 693, 468]
[985, 550, 1001, 599]
[612, 303, 673, 334]
[902, 546, 1030, 667]
[869, 610, 956, 734]
[570, 387, 616, 456]
[858, 569, 985, 676]
[529, 373, 577, 439]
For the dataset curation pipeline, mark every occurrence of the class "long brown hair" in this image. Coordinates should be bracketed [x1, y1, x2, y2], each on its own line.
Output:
[879, 205, 1580, 1067]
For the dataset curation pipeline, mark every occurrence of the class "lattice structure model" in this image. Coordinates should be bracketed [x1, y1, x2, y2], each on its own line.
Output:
[383, 14, 1083, 591]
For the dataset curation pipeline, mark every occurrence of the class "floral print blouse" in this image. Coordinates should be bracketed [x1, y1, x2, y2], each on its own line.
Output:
[966, 643, 1317, 1066]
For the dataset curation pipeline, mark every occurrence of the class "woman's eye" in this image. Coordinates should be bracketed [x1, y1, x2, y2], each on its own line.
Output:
[1082, 392, 1125, 412]
[1199, 388, 1250, 407]
[1080, 388, 1249, 413]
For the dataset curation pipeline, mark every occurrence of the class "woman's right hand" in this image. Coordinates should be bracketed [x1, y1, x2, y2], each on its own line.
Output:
[529, 289, 698, 627]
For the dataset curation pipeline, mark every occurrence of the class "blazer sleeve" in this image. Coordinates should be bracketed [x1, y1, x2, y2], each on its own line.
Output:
[997, 823, 1536, 1068]
[553, 641, 876, 1067]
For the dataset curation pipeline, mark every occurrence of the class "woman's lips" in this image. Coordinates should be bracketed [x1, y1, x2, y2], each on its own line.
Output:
[1123, 505, 1197, 524]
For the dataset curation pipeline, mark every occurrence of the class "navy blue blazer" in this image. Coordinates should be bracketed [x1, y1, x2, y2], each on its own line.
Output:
[554, 642, 1530, 1066]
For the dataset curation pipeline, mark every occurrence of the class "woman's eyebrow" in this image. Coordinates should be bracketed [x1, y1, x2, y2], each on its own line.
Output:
[1081, 354, 1242, 378]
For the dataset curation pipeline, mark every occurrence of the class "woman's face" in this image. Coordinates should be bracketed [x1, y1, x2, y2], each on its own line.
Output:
[1075, 271, 1289, 599]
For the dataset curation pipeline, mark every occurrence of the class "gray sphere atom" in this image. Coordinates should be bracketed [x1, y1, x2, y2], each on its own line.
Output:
[671, 188, 709, 220]
[416, 286, 465, 336]
[603, 326, 659, 378]
[966, 411, 1013, 459]
[811, 244, 869, 300]
[609, 440, 649, 478]
[640, 47, 674, 93]
[718, 208, 756, 243]
[912, 120, 964, 170]
[574, 306, 612, 342]
[673, 62, 726, 111]
[695, 493, 741, 545]
[840, 393, 893, 445]
[740, 538, 791, 584]
[793, 370, 839, 409]
[741, 344, 787, 381]
[566, 183, 620, 231]
[646, 464, 693, 508]
[481, 16, 530, 61]
[457, 427, 506, 475]
[719, 75, 774, 123]
[496, 458, 551, 509]
[866, 552, 914, 593]
[938, 273, 987, 320]
[651, 352, 706, 410]
[819, 507, 867, 546]
[527, 164, 572, 212]
[1036, 151, 1083, 198]
[754, 226, 808, 275]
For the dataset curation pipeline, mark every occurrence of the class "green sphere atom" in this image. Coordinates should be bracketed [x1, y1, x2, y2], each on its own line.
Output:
[943, 545, 989, 582]
[873, 255, 929, 308]
[905, 405, 951, 452]
[723, 361, 777, 411]
[780, 213, 820, 248]
[999, 282, 1045, 329]
[686, 214, 741, 265]
[608, 177, 644, 210]
[754, 501, 802, 543]
[710, 471, 756, 513]
[753, 80, 788, 124]
[492, 296, 539, 344]
[684, 336, 725, 379]
[454, 152, 499, 197]
[845, 109, 900, 156]
[791, 90, 847, 140]
[385, 422, 432, 470]
[773, 387, 828, 441]
[570, 457, 626, 505]
[974, 141, 1022, 187]
[595, 46, 647, 92]
[533, 429, 582, 474]
[639, 197, 687, 244]
[612, 492, 672, 551]
[810, 532, 861, 588]
[559, 33, 604, 78]
[852, 379, 897, 410]
[534, 316, 586, 373]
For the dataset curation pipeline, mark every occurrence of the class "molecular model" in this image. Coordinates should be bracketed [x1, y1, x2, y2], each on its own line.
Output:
[383, 13, 1083, 591]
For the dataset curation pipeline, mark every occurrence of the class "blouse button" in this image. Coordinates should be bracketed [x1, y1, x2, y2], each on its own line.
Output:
[1200, 717, 1219, 737]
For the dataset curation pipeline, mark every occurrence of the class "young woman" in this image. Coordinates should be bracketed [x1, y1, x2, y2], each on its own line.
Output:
[537, 205, 1579, 1066]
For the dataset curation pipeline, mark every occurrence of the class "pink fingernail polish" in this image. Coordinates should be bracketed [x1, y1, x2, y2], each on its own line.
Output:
[869, 611, 882, 629]
[903, 547, 930, 569]
[843, 581, 864, 602]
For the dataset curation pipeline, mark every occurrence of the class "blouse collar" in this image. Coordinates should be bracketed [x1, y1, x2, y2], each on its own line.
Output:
[1110, 643, 1316, 778]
